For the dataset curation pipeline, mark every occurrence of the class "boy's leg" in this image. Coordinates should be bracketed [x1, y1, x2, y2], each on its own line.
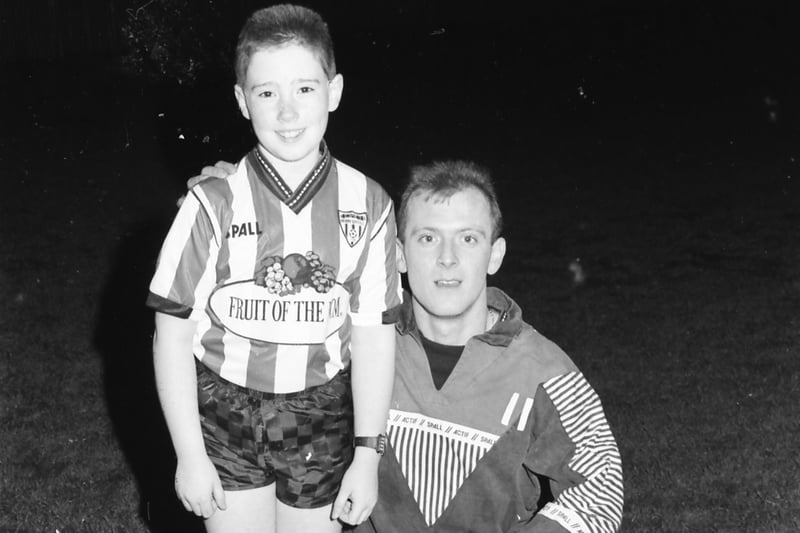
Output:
[203, 485, 277, 533]
[276, 501, 341, 533]
[270, 370, 353, 533]
[197, 364, 277, 532]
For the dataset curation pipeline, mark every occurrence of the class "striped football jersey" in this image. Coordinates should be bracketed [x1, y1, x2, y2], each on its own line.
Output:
[148, 144, 401, 393]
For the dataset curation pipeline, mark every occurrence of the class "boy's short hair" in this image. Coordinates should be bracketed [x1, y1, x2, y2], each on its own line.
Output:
[398, 160, 504, 242]
[235, 4, 336, 85]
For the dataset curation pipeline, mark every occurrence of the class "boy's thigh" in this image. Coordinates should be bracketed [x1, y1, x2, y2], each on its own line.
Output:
[277, 501, 341, 533]
[203, 484, 277, 533]
[198, 364, 354, 507]
[268, 370, 354, 507]
[197, 365, 275, 490]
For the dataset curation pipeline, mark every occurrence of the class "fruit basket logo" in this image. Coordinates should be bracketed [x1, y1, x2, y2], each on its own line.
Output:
[254, 251, 337, 296]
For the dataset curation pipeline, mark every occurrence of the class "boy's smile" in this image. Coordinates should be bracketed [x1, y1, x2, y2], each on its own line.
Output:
[399, 188, 506, 344]
[234, 43, 343, 184]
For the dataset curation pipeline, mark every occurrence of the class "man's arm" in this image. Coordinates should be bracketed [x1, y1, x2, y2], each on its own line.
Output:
[512, 372, 623, 533]
[153, 312, 226, 518]
[332, 323, 395, 525]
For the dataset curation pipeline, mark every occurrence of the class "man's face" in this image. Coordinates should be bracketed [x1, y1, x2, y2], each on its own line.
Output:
[234, 43, 343, 169]
[398, 187, 506, 324]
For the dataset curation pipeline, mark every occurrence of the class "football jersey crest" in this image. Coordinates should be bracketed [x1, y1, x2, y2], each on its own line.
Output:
[339, 211, 367, 247]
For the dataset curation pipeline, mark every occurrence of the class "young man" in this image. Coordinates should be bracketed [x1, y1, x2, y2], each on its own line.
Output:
[193, 159, 624, 532]
[148, 5, 399, 532]
[355, 160, 624, 532]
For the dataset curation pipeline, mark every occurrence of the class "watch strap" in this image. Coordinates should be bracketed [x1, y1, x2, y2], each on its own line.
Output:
[354, 435, 387, 455]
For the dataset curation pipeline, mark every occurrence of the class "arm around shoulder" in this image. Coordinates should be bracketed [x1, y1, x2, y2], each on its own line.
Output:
[186, 160, 237, 189]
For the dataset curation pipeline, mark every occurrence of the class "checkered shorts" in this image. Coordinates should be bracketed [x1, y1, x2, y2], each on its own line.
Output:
[196, 363, 354, 508]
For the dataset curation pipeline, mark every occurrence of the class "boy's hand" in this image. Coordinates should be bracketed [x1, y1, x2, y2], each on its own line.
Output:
[186, 160, 237, 189]
[331, 447, 381, 525]
[174, 455, 227, 518]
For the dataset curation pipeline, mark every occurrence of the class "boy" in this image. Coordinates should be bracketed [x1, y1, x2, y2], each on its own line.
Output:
[356, 160, 624, 532]
[147, 5, 400, 533]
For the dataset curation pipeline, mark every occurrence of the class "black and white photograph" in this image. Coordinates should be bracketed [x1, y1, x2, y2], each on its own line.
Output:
[1, 1, 798, 531]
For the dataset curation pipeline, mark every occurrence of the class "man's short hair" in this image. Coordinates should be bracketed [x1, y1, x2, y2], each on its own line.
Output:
[235, 4, 336, 85]
[398, 160, 503, 242]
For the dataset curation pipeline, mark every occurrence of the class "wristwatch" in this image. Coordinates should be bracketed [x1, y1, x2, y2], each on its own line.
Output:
[354, 434, 387, 456]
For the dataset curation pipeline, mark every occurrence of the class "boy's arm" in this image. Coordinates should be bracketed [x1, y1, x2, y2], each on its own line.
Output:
[153, 312, 226, 518]
[510, 372, 623, 533]
[332, 323, 395, 526]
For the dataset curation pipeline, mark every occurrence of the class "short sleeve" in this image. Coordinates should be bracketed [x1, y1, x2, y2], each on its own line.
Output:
[146, 190, 220, 320]
[349, 195, 402, 327]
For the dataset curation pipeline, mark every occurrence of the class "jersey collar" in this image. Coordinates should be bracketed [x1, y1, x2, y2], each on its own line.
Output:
[248, 141, 333, 214]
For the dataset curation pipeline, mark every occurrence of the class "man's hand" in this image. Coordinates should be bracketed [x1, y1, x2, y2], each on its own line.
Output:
[331, 448, 381, 525]
[174, 455, 227, 518]
[186, 160, 237, 189]
[176, 160, 237, 207]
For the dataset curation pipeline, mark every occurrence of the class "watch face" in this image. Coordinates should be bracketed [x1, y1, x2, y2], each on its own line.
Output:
[376, 435, 386, 455]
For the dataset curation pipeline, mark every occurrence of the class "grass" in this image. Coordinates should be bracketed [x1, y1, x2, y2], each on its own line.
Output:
[1, 60, 799, 532]
[498, 130, 800, 532]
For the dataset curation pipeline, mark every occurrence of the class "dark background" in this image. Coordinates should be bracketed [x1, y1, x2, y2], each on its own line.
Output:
[1, 1, 798, 531]
[3, 0, 797, 295]
[3, 1, 798, 188]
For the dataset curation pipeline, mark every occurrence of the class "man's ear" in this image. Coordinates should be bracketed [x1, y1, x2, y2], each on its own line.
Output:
[396, 238, 408, 274]
[328, 74, 344, 112]
[234, 84, 250, 120]
[487, 237, 506, 276]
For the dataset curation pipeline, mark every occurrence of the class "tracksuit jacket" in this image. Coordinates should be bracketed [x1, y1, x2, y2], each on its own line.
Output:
[356, 288, 623, 533]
